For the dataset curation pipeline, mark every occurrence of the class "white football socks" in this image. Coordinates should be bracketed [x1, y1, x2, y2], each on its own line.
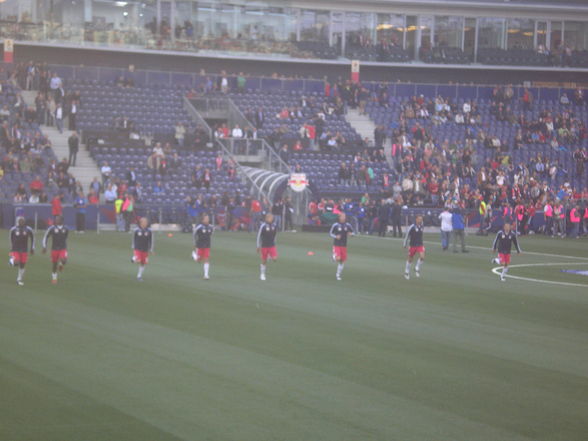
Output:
[17, 268, 25, 281]
[336, 263, 344, 277]
[415, 258, 423, 272]
[405, 261, 411, 274]
[260, 264, 266, 276]
[501, 266, 509, 278]
[203, 263, 210, 278]
[137, 265, 145, 278]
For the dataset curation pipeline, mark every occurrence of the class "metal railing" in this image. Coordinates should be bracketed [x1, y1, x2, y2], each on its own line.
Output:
[183, 97, 269, 200]
[226, 97, 291, 174]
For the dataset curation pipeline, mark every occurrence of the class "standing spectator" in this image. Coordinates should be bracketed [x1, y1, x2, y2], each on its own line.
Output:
[439, 206, 453, 251]
[55, 104, 64, 133]
[272, 198, 284, 230]
[104, 183, 117, 203]
[390, 198, 403, 237]
[174, 122, 186, 148]
[74, 191, 87, 233]
[68, 131, 79, 166]
[100, 161, 112, 186]
[377, 199, 389, 237]
[51, 194, 63, 220]
[569, 204, 581, 239]
[69, 100, 78, 130]
[451, 207, 468, 253]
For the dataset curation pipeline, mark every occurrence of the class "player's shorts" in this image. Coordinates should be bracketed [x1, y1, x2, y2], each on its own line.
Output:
[498, 253, 511, 265]
[134, 250, 149, 265]
[10, 251, 28, 264]
[51, 249, 68, 263]
[408, 246, 425, 258]
[333, 246, 348, 262]
[261, 246, 277, 261]
[196, 248, 210, 260]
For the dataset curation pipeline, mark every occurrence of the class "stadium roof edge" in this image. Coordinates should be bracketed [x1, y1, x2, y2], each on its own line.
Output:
[294, 0, 588, 14]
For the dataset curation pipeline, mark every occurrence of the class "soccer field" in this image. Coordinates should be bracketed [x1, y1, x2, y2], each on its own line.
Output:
[1, 230, 587, 441]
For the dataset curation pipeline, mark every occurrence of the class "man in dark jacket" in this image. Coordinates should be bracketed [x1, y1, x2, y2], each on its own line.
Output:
[377, 199, 389, 237]
[68, 131, 79, 166]
[390, 199, 403, 237]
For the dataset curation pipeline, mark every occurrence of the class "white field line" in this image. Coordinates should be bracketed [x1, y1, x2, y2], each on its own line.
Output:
[491, 263, 588, 288]
[358, 234, 588, 261]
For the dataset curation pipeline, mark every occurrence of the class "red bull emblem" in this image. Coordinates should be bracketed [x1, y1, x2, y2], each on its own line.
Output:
[289, 173, 308, 192]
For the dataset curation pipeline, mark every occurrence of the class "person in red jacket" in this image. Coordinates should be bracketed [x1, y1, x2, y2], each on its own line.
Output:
[51, 194, 63, 220]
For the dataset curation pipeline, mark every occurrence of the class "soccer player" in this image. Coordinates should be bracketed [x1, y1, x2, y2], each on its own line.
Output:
[42, 215, 69, 284]
[9, 216, 35, 286]
[257, 213, 278, 281]
[192, 214, 213, 280]
[329, 213, 355, 281]
[492, 221, 522, 282]
[132, 217, 153, 281]
[403, 215, 425, 280]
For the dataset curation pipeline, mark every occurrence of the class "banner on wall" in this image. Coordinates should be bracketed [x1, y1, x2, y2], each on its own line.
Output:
[3, 39, 14, 63]
[351, 59, 360, 83]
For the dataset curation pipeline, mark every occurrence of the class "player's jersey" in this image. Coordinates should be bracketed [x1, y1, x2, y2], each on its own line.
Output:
[404, 223, 424, 247]
[257, 222, 277, 248]
[329, 222, 354, 247]
[492, 230, 521, 254]
[43, 225, 69, 250]
[194, 224, 213, 249]
[10, 225, 35, 252]
[133, 227, 153, 252]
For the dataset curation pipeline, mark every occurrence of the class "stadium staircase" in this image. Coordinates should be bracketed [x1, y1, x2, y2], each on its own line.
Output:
[184, 96, 292, 203]
[344, 108, 393, 167]
[21, 91, 101, 194]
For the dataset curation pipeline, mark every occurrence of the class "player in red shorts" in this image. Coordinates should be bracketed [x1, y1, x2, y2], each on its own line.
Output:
[192, 214, 214, 280]
[256, 213, 278, 281]
[42, 215, 69, 284]
[9, 216, 35, 286]
[403, 215, 425, 280]
[492, 221, 521, 282]
[132, 217, 153, 281]
[329, 213, 355, 281]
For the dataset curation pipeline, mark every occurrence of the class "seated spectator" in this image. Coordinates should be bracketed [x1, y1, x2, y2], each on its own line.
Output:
[29, 175, 44, 194]
[153, 181, 165, 194]
[87, 189, 100, 205]
[560, 93, 570, 105]
[14, 183, 27, 203]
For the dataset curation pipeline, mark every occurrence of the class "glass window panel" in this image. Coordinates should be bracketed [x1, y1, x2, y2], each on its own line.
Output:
[376, 13, 404, 48]
[233, 6, 295, 42]
[405, 15, 417, 54]
[300, 9, 329, 42]
[551, 21, 563, 50]
[536, 21, 547, 49]
[564, 21, 588, 50]
[346, 12, 375, 49]
[507, 18, 534, 49]
[478, 17, 505, 49]
[419, 15, 433, 50]
[435, 16, 463, 48]
[464, 17, 476, 55]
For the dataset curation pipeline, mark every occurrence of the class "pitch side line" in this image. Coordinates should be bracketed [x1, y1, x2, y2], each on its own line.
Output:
[358, 234, 588, 261]
[490, 263, 588, 287]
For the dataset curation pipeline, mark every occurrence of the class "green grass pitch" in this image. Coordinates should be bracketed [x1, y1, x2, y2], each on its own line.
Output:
[1, 229, 587, 441]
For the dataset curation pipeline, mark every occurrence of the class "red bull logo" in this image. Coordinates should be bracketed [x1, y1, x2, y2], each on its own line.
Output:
[288, 173, 308, 192]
